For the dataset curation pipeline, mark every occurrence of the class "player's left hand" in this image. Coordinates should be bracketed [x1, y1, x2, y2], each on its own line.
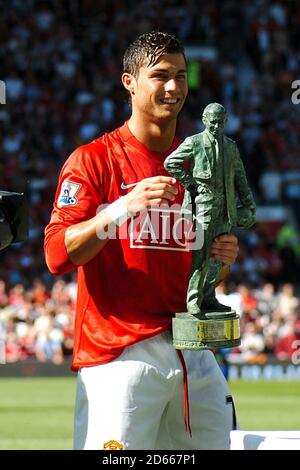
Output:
[211, 233, 239, 266]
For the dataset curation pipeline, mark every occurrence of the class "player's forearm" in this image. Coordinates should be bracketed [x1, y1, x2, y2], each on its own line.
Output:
[65, 209, 112, 266]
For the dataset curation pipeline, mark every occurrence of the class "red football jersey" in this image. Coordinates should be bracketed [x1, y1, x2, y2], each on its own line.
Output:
[44, 122, 192, 369]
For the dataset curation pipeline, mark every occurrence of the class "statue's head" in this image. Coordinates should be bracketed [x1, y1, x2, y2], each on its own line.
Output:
[202, 103, 227, 138]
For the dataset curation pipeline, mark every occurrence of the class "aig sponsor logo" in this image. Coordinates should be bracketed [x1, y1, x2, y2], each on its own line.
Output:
[129, 206, 200, 251]
[96, 203, 204, 251]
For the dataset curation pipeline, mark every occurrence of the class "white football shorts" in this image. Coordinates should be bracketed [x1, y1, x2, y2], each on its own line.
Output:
[74, 331, 235, 450]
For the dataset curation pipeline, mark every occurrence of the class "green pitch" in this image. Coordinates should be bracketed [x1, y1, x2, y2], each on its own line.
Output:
[0, 377, 299, 449]
[0, 377, 76, 450]
[230, 380, 300, 431]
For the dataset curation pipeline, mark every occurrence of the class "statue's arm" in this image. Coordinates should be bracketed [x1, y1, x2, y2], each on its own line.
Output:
[234, 146, 256, 228]
[164, 137, 195, 188]
[234, 147, 256, 209]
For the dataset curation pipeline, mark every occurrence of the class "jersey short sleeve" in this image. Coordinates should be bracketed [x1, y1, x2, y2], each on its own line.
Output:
[44, 141, 109, 274]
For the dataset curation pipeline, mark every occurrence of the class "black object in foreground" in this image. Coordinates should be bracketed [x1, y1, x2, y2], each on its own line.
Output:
[0, 191, 28, 251]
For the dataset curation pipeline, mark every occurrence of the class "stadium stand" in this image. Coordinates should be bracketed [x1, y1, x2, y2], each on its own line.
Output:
[0, 0, 300, 364]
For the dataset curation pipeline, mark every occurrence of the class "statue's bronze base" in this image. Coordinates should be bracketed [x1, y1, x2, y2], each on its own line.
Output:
[172, 310, 240, 350]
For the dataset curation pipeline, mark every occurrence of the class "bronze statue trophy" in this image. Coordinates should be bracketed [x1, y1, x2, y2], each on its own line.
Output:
[164, 103, 256, 350]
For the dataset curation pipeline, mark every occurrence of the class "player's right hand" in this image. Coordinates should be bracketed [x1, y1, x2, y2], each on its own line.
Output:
[124, 176, 178, 215]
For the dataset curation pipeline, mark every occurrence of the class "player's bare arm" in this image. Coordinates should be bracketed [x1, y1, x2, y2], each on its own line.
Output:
[65, 175, 178, 266]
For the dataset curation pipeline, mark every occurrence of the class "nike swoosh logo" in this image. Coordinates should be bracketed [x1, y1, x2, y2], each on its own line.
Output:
[121, 181, 139, 190]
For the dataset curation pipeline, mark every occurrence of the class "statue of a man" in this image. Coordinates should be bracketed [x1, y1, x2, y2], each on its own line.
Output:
[164, 102, 256, 316]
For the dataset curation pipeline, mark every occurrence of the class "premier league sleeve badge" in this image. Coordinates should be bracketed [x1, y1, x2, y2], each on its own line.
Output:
[57, 180, 82, 208]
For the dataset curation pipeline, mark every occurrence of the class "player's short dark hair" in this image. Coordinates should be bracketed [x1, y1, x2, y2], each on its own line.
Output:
[123, 31, 186, 78]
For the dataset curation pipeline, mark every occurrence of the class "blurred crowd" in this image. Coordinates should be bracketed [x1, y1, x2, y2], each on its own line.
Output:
[1, 0, 300, 363]
[216, 281, 300, 364]
[0, 277, 76, 364]
[1, 277, 299, 364]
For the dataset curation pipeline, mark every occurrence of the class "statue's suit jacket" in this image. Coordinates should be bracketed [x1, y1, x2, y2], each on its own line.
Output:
[164, 131, 256, 229]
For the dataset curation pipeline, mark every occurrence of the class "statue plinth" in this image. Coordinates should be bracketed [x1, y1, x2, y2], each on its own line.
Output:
[172, 311, 241, 350]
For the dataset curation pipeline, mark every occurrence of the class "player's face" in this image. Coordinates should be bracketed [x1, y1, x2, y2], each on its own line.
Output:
[203, 112, 227, 138]
[131, 53, 188, 123]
